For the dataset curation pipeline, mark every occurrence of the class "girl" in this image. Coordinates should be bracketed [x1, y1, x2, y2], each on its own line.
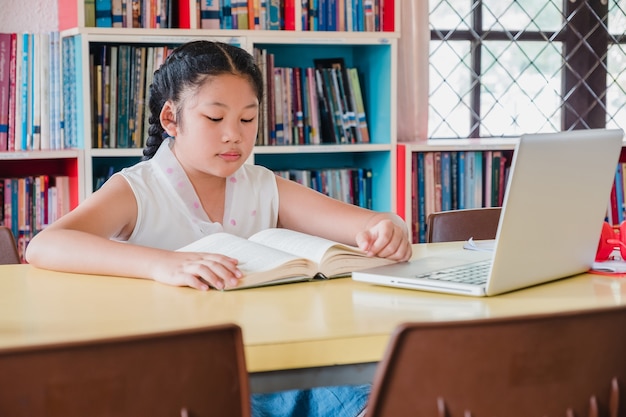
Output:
[25, 40, 411, 416]
[26, 40, 411, 290]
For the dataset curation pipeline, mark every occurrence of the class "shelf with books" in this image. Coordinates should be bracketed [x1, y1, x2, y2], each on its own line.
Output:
[250, 36, 398, 211]
[58, 0, 398, 33]
[0, 150, 84, 259]
[61, 28, 399, 212]
[397, 139, 518, 244]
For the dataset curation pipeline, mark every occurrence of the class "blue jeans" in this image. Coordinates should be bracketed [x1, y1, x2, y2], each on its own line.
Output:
[251, 384, 370, 417]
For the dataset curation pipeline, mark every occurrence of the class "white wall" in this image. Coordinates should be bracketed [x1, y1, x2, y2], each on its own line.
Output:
[1, 0, 58, 32]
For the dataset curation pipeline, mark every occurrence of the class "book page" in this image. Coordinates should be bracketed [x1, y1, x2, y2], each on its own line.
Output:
[177, 233, 316, 288]
[248, 228, 394, 277]
[248, 228, 361, 264]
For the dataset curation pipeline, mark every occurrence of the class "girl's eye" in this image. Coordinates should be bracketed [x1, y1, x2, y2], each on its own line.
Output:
[241, 118, 255, 123]
[208, 116, 223, 122]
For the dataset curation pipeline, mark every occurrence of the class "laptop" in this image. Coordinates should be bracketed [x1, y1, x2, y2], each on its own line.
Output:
[353, 128, 624, 296]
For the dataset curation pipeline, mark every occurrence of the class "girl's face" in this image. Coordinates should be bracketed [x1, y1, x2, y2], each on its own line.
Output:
[164, 73, 260, 180]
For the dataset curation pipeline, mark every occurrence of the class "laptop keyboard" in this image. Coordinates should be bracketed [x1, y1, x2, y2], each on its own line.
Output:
[415, 260, 491, 286]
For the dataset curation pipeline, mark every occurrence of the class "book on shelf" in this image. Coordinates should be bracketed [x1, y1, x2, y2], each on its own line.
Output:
[267, 0, 281, 29]
[347, 68, 369, 143]
[108, 45, 119, 148]
[176, 227, 396, 290]
[95, 0, 113, 27]
[483, 150, 492, 208]
[7, 32, 17, 152]
[0, 33, 11, 151]
[305, 67, 320, 144]
[293, 67, 305, 144]
[283, 0, 296, 30]
[433, 151, 442, 213]
[450, 151, 458, 210]
[441, 151, 452, 211]
[57, 0, 394, 31]
[314, 68, 337, 143]
[273, 67, 285, 145]
[381, 0, 394, 31]
[200, 0, 221, 29]
[112, 0, 123, 27]
[415, 152, 425, 242]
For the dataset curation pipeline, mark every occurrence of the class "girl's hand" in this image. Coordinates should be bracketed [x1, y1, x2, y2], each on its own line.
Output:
[151, 252, 243, 291]
[356, 218, 412, 262]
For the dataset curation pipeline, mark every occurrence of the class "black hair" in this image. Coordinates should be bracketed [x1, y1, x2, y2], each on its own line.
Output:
[142, 40, 263, 160]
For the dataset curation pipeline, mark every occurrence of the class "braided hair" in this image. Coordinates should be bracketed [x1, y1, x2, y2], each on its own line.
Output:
[142, 40, 263, 160]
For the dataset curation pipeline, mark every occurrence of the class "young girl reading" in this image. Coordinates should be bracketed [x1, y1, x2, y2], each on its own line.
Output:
[25, 40, 411, 416]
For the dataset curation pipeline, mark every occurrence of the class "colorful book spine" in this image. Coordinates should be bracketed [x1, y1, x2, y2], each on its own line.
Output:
[267, 0, 280, 29]
[306, 67, 320, 144]
[474, 151, 483, 208]
[39, 32, 51, 150]
[0, 33, 11, 151]
[112, 0, 124, 26]
[363, 0, 375, 32]
[273, 67, 285, 145]
[441, 151, 452, 211]
[19, 33, 30, 151]
[177, 0, 191, 28]
[308, 0, 319, 31]
[95, 0, 113, 27]
[450, 151, 458, 209]
[381, 0, 393, 31]
[49, 31, 62, 150]
[395, 144, 406, 220]
[220, 0, 233, 29]
[463, 151, 474, 208]
[457, 151, 465, 210]
[483, 150, 492, 207]
[32, 33, 42, 151]
[7, 33, 17, 151]
[200, 0, 221, 29]
[348, 68, 369, 143]
[284, 0, 296, 30]
[416, 152, 426, 242]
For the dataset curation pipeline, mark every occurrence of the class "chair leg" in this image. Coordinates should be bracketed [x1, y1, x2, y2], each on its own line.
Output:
[609, 378, 620, 417]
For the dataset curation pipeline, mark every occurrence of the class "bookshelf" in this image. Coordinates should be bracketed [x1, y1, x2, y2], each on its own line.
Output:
[4, 1, 399, 258]
[399, 139, 626, 244]
[57, 0, 396, 32]
[57, 1, 400, 213]
[0, 30, 84, 259]
[397, 139, 519, 243]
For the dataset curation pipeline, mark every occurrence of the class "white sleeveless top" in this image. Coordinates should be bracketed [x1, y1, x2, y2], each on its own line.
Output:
[116, 138, 279, 250]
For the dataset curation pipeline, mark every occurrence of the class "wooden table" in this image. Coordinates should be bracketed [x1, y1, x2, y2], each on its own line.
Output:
[2, 242, 625, 392]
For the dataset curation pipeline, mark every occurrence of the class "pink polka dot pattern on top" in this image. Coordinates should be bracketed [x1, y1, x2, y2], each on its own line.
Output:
[230, 177, 237, 183]
[193, 201, 200, 209]
[251, 210, 256, 216]
[230, 219, 237, 226]
[166, 167, 174, 174]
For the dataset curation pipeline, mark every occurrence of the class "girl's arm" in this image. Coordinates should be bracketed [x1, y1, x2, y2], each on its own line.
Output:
[25, 175, 242, 290]
[275, 176, 412, 261]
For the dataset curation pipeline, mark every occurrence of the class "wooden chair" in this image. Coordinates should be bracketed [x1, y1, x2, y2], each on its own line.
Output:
[0, 226, 20, 264]
[365, 305, 626, 417]
[0, 323, 251, 417]
[426, 207, 502, 243]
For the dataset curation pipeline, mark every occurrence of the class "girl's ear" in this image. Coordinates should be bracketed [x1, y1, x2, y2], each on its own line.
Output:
[160, 101, 178, 137]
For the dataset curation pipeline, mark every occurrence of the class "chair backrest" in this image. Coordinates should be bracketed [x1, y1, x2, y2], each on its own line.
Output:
[426, 207, 502, 243]
[366, 305, 626, 417]
[0, 323, 250, 417]
[0, 226, 20, 264]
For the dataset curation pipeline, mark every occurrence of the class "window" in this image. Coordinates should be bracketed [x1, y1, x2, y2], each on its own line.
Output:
[428, 0, 626, 139]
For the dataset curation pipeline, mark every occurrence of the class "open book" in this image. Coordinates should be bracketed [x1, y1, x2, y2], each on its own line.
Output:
[177, 228, 397, 290]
